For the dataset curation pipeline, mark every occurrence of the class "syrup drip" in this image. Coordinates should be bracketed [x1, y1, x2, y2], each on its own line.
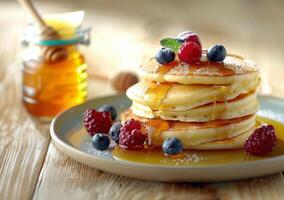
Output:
[112, 116, 284, 166]
[145, 118, 169, 145]
[144, 81, 172, 108]
[156, 61, 179, 74]
[214, 86, 230, 132]
[211, 96, 217, 123]
[216, 85, 230, 101]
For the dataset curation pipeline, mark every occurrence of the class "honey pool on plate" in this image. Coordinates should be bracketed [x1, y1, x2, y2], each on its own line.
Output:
[112, 116, 284, 166]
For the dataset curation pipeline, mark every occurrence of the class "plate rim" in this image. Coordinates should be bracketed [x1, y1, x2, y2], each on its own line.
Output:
[50, 94, 284, 171]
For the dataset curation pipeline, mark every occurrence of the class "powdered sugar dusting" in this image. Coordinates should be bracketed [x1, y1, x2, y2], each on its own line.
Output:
[160, 152, 205, 165]
[67, 128, 114, 160]
[141, 56, 258, 77]
[168, 64, 190, 75]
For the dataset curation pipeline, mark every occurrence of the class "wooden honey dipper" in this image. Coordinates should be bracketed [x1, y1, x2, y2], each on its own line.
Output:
[91, 71, 139, 93]
[18, 0, 68, 62]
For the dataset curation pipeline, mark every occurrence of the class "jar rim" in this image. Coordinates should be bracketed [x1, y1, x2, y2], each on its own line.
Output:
[22, 24, 91, 46]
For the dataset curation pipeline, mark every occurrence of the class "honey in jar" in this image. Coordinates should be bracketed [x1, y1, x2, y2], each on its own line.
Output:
[22, 20, 91, 120]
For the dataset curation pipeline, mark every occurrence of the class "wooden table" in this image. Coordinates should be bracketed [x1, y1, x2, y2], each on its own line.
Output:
[1, 0, 284, 199]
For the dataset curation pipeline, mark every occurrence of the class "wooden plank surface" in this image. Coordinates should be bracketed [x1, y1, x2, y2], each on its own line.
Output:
[0, 34, 50, 200]
[0, 6, 52, 199]
[33, 142, 284, 200]
[0, 0, 284, 199]
[33, 143, 222, 200]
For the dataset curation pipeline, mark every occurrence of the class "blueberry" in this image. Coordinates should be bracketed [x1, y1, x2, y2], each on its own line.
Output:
[98, 105, 117, 120]
[207, 44, 226, 62]
[155, 48, 175, 64]
[162, 137, 183, 155]
[109, 122, 122, 143]
[92, 133, 110, 150]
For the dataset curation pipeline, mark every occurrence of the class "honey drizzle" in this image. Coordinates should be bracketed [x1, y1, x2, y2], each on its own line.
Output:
[144, 81, 172, 109]
[140, 80, 172, 143]
[145, 118, 169, 145]
[215, 86, 230, 135]
[156, 61, 179, 74]
[139, 80, 172, 144]
[212, 96, 217, 131]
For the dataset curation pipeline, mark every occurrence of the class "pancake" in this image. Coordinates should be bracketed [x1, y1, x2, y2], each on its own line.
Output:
[121, 109, 256, 148]
[188, 127, 254, 150]
[123, 49, 260, 150]
[140, 55, 259, 85]
[127, 77, 260, 111]
[131, 92, 259, 122]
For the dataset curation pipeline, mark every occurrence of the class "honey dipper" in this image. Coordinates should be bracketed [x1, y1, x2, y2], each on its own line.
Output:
[18, 0, 68, 62]
[91, 71, 139, 93]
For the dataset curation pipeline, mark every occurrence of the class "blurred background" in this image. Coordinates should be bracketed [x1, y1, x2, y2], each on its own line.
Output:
[0, 0, 284, 97]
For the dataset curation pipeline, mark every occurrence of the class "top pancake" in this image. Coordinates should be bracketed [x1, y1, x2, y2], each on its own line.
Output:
[140, 55, 259, 85]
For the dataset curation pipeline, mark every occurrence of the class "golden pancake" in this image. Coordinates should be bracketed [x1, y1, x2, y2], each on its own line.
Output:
[131, 92, 259, 122]
[127, 78, 260, 111]
[121, 109, 256, 149]
[140, 55, 259, 85]
[188, 127, 254, 150]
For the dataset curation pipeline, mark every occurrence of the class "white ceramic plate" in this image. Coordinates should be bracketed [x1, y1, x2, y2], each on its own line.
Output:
[50, 95, 284, 182]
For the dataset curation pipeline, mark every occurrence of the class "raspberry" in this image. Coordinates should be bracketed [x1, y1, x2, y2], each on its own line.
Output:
[244, 125, 277, 156]
[178, 41, 202, 64]
[83, 108, 112, 136]
[119, 119, 147, 149]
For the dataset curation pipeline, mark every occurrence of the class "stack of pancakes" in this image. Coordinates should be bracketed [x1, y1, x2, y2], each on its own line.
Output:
[122, 55, 260, 150]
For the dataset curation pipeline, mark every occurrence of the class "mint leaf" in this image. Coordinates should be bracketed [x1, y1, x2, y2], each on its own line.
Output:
[160, 38, 182, 52]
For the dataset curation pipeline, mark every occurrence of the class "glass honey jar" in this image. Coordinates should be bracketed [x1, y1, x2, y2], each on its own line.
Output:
[22, 24, 91, 120]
